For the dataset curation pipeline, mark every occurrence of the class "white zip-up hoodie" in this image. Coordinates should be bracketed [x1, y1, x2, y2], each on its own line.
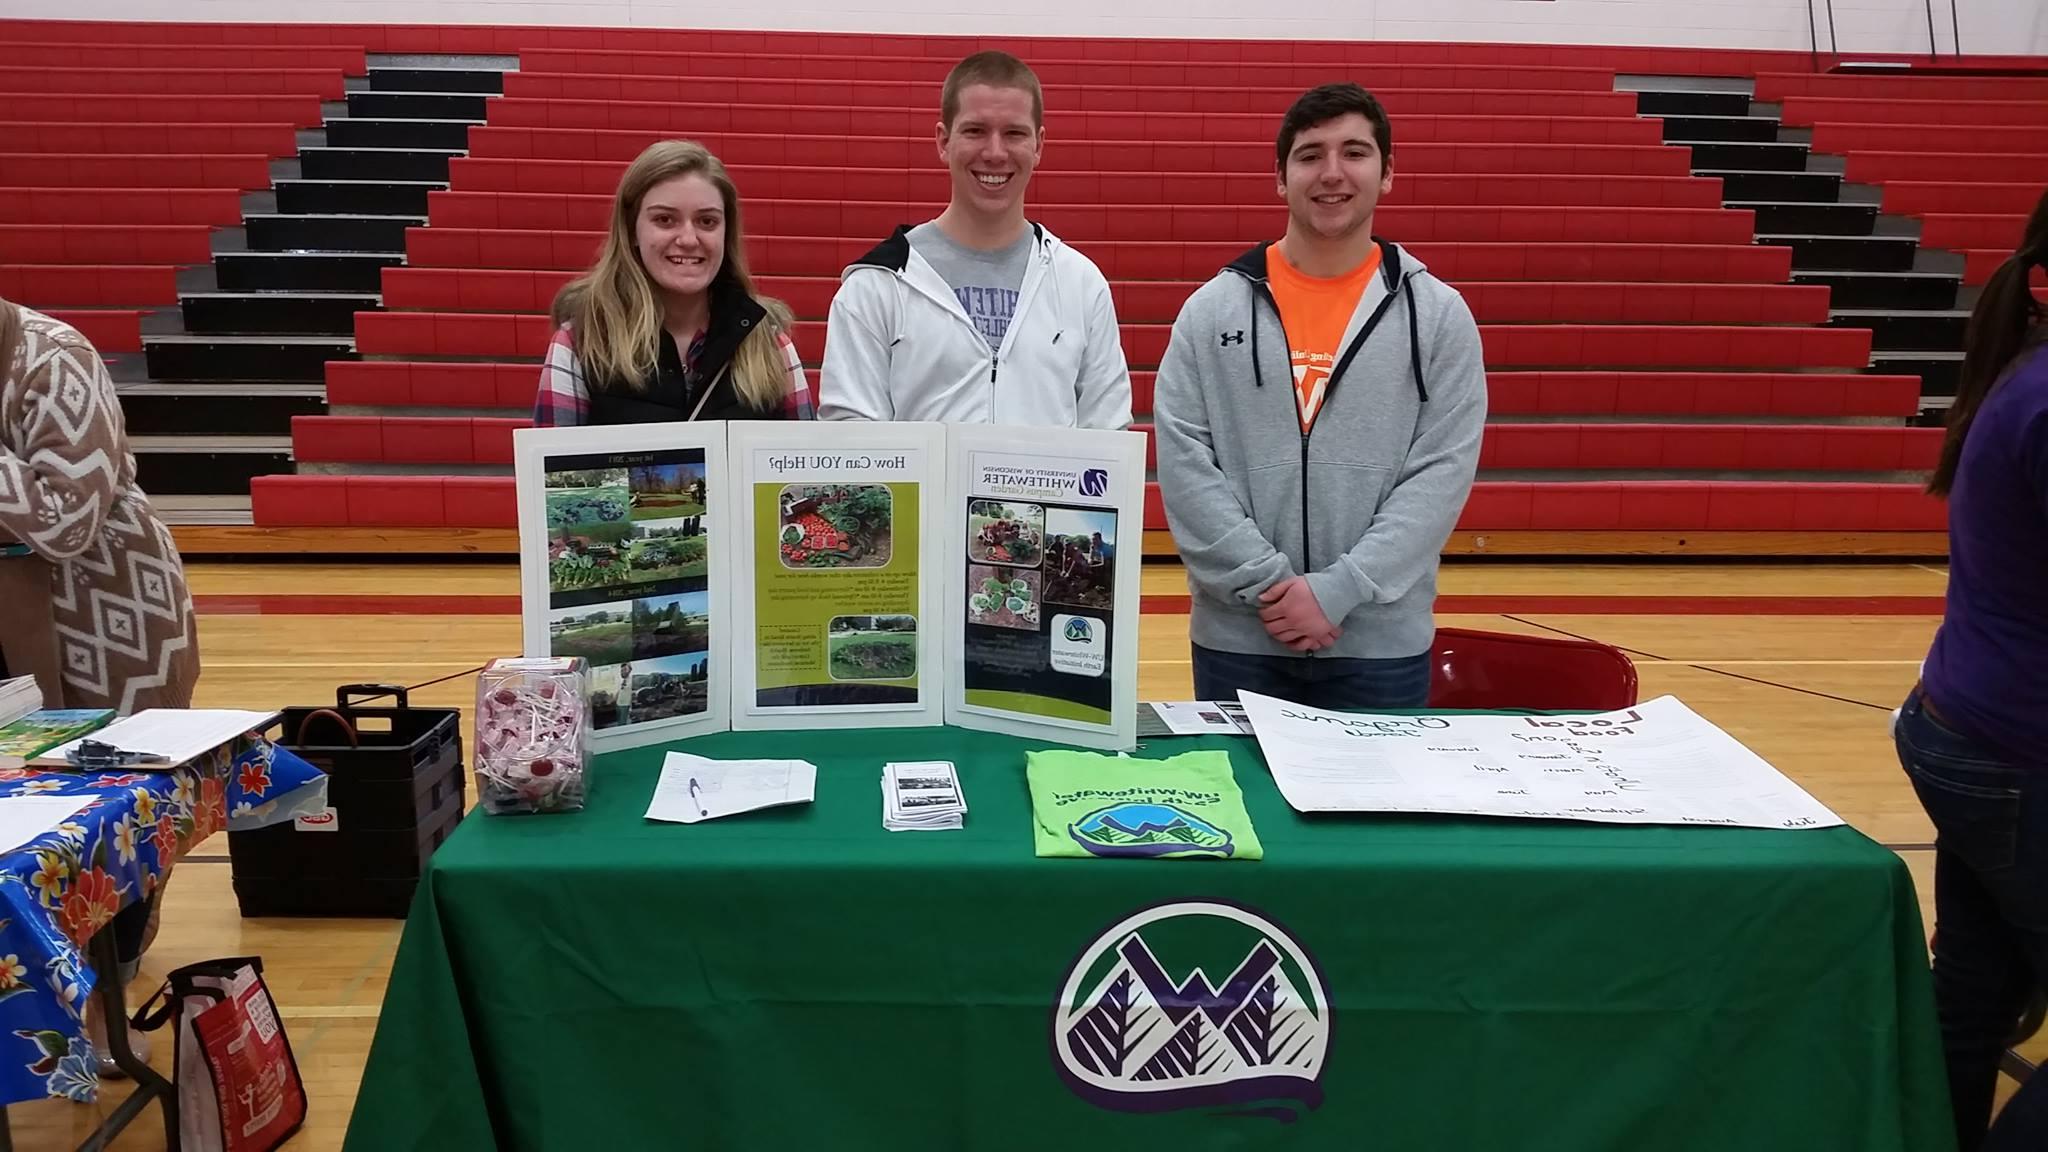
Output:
[817, 222, 1133, 429]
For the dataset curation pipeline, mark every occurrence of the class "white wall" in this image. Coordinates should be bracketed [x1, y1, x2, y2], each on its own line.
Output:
[6, 0, 2045, 55]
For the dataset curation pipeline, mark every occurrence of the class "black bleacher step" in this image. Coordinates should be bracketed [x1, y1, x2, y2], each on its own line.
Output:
[1699, 169, 1841, 203]
[299, 147, 460, 183]
[324, 118, 480, 151]
[1732, 200, 1880, 236]
[215, 251, 403, 292]
[1757, 233, 1919, 272]
[1677, 140, 1811, 172]
[117, 383, 324, 437]
[131, 436, 295, 496]
[144, 334, 353, 383]
[1632, 90, 1753, 118]
[1656, 114, 1780, 143]
[181, 291, 378, 336]
[1829, 308, 1971, 352]
[346, 90, 490, 121]
[367, 68, 505, 95]
[245, 214, 420, 254]
[1874, 350, 1964, 396]
[276, 179, 442, 216]
[1793, 269, 1961, 310]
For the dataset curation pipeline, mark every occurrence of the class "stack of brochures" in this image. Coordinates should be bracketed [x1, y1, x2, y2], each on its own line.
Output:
[881, 762, 966, 831]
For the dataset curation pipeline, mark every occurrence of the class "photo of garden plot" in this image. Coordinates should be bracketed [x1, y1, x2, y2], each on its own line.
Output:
[967, 499, 1043, 567]
[631, 591, 710, 660]
[778, 484, 893, 569]
[1043, 508, 1117, 610]
[629, 462, 707, 522]
[968, 565, 1041, 631]
[623, 518, 709, 583]
[549, 601, 632, 666]
[546, 468, 635, 593]
[827, 615, 918, 681]
[627, 651, 711, 722]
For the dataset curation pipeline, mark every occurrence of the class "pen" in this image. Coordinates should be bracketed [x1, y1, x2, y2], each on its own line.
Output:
[689, 776, 706, 817]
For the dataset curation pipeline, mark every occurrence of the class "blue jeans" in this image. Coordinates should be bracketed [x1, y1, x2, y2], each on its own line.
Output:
[1191, 643, 1431, 711]
[1895, 685, 2048, 1152]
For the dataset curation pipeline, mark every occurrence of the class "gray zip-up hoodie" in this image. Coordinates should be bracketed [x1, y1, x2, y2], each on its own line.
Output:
[1154, 238, 1486, 661]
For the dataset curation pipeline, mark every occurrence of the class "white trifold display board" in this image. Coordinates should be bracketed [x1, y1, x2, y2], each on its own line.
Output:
[514, 420, 1144, 752]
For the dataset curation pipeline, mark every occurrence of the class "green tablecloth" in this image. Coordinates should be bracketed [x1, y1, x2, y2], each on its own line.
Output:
[344, 725, 1952, 1152]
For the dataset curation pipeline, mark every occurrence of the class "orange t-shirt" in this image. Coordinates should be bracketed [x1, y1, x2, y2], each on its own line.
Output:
[1267, 245, 1383, 432]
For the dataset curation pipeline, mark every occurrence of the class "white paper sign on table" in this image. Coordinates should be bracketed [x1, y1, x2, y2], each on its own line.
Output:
[646, 752, 817, 824]
[0, 795, 96, 856]
[1235, 691, 1843, 831]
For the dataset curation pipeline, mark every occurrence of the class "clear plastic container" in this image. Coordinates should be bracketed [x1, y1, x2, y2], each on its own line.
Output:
[474, 656, 588, 814]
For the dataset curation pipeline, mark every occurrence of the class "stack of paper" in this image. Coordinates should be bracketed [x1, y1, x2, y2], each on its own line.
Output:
[882, 762, 966, 831]
[32, 708, 279, 768]
[645, 752, 817, 824]
[1143, 701, 1253, 737]
[0, 675, 42, 729]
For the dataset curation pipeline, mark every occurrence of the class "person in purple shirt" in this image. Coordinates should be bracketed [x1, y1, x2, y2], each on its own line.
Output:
[1897, 186, 2048, 1152]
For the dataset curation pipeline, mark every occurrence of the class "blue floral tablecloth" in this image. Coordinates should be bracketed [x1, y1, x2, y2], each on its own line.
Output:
[0, 736, 326, 1106]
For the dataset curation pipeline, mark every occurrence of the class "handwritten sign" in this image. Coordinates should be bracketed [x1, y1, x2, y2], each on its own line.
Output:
[1237, 692, 1843, 831]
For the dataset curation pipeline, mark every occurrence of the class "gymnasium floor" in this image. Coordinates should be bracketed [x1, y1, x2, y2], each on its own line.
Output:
[11, 556, 2040, 1148]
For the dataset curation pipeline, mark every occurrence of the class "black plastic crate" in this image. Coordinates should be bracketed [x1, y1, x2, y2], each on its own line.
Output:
[274, 683, 462, 829]
[228, 683, 467, 918]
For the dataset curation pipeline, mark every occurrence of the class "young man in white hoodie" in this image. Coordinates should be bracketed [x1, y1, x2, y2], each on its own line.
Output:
[818, 51, 1133, 429]
[1154, 83, 1487, 710]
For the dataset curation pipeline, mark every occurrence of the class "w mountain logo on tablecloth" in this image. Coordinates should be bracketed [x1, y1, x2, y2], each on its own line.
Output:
[1051, 901, 1331, 1120]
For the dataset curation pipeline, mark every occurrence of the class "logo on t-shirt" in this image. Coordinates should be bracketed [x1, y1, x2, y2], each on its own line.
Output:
[954, 286, 1019, 347]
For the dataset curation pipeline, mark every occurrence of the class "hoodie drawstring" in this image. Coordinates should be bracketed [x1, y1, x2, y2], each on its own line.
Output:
[1250, 293, 1265, 390]
[1405, 277, 1428, 403]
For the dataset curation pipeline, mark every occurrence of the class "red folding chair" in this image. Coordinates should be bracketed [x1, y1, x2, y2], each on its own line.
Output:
[1426, 627, 1639, 712]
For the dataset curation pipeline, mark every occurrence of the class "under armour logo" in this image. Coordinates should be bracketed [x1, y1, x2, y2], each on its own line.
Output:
[1220, 331, 1245, 347]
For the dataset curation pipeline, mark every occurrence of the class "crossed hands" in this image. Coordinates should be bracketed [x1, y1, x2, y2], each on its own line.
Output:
[1259, 576, 1341, 652]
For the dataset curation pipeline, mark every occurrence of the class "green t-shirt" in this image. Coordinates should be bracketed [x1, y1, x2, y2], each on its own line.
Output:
[1025, 749, 1263, 860]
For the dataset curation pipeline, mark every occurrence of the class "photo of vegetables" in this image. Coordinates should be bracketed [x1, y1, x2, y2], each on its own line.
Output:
[827, 615, 918, 681]
[778, 484, 894, 569]
[967, 564, 1041, 631]
[545, 468, 634, 593]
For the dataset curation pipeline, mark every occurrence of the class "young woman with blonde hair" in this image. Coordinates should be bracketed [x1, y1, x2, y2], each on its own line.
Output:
[534, 139, 812, 424]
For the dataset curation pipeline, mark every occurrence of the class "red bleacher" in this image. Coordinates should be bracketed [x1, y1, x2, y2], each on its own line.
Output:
[0, 154, 274, 190]
[1797, 68, 2046, 294]
[450, 157, 1725, 207]
[0, 38, 345, 443]
[0, 123, 302, 156]
[6, 19, 2024, 547]
[249, 31, 1946, 539]
[0, 40, 367, 71]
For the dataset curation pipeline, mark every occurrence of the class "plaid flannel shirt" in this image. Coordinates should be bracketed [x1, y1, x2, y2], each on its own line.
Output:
[533, 322, 815, 425]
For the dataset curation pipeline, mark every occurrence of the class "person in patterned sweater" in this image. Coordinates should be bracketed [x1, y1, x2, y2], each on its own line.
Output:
[1, 298, 200, 1076]
[0, 299, 198, 713]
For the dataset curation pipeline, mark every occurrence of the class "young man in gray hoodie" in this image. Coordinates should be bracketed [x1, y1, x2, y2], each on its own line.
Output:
[1154, 83, 1486, 710]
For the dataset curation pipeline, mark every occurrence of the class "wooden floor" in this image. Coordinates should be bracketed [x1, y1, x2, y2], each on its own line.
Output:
[11, 557, 2039, 1148]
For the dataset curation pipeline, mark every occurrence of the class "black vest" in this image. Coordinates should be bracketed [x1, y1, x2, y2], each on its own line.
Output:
[584, 280, 786, 425]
